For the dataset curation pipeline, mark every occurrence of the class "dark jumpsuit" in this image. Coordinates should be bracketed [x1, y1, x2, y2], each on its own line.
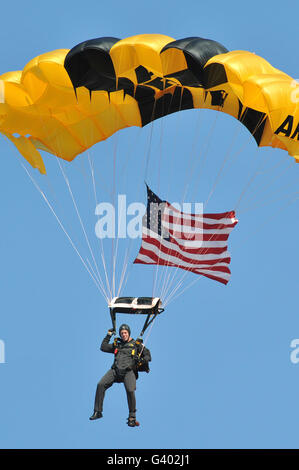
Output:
[93, 334, 151, 418]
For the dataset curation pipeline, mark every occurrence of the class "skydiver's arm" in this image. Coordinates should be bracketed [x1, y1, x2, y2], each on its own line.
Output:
[100, 334, 115, 353]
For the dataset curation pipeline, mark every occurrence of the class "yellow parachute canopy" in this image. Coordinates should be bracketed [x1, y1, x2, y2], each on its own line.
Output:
[1, 34, 299, 174]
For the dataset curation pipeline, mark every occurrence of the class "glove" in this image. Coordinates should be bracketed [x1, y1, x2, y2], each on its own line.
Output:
[108, 328, 116, 336]
[135, 356, 144, 366]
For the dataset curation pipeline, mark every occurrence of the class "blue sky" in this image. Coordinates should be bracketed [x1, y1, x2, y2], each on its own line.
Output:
[1, 0, 299, 449]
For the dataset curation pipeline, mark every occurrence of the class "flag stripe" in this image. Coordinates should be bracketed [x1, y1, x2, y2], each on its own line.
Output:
[134, 253, 231, 285]
[164, 216, 238, 230]
[142, 227, 230, 248]
[166, 228, 231, 241]
[136, 245, 231, 270]
[165, 204, 236, 221]
[163, 220, 236, 235]
[139, 238, 232, 265]
[164, 211, 238, 228]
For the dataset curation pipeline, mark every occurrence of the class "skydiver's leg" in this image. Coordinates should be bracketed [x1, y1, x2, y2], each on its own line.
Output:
[124, 370, 136, 418]
[94, 369, 116, 412]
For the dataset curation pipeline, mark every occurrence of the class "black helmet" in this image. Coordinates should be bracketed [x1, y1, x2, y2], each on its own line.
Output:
[119, 323, 131, 336]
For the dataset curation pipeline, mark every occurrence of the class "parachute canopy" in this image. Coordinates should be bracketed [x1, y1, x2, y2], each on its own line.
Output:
[1, 34, 299, 174]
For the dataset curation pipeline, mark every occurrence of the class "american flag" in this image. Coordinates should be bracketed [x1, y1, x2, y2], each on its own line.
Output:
[133, 186, 238, 285]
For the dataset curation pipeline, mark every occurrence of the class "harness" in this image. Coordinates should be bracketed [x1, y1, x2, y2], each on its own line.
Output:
[112, 337, 149, 374]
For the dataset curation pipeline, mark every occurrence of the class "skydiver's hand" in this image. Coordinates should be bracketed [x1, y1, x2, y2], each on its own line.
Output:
[135, 356, 144, 366]
[108, 328, 116, 336]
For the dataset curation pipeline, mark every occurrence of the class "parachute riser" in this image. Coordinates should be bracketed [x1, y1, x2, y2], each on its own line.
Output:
[109, 307, 164, 338]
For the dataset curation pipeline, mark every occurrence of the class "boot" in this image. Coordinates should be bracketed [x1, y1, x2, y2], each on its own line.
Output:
[89, 411, 103, 420]
[127, 416, 140, 427]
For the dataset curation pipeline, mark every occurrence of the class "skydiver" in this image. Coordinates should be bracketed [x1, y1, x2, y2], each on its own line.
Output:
[89, 324, 151, 427]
